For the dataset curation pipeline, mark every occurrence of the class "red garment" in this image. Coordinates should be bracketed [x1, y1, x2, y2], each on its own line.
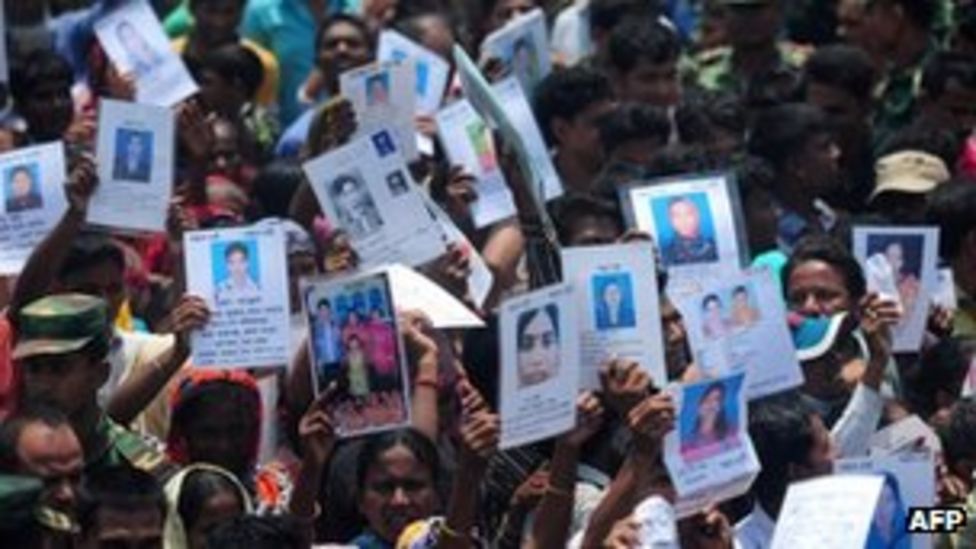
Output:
[0, 316, 20, 421]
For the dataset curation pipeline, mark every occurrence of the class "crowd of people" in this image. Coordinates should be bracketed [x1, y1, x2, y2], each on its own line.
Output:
[2, 0, 976, 547]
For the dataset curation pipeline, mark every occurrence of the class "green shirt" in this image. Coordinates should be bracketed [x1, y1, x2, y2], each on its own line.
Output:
[688, 42, 811, 94]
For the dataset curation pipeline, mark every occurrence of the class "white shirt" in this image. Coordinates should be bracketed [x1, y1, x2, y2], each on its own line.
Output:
[735, 503, 776, 549]
[831, 383, 884, 458]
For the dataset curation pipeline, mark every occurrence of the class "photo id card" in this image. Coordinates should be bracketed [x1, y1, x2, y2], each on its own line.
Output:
[184, 223, 290, 369]
[663, 372, 759, 518]
[481, 8, 552, 93]
[94, 0, 198, 106]
[771, 475, 885, 549]
[499, 283, 580, 449]
[853, 226, 940, 353]
[0, 142, 68, 274]
[90, 99, 174, 233]
[620, 172, 748, 284]
[377, 30, 451, 117]
[301, 271, 411, 437]
[435, 99, 516, 228]
[672, 269, 804, 399]
[561, 242, 666, 389]
[340, 61, 418, 161]
[303, 129, 447, 268]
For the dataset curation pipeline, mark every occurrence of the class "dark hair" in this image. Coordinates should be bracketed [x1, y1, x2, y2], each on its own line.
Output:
[224, 242, 249, 261]
[206, 515, 305, 549]
[748, 103, 829, 173]
[314, 14, 374, 54]
[923, 51, 976, 101]
[694, 382, 729, 438]
[749, 393, 818, 510]
[197, 44, 264, 99]
[879, 121, 962, 168]
[356, 428, 440, 493]
[253, 160, 305, 219]
[945, 397, 976, 467]
[331, 173, 362, 196]
[10, 49, 72, 106]
[77, 466, 165, 532]
[171, 381, 261, 439]
[804, 44, 876, 101]
[517, 304, 560, 343]
[532, 67, 614, 146]
[644, 144, 720, 179]
[782, 235, 867, 301]
[189, 0, 246, 9]
[589, 0, 656, 33]
[732, 285, 749, 297]
[552, 193, 623, 245]
[607, 17, 680, 74]
[598, 103, 671, 154]
[8, 165, 32, 183]
[58, 233, 125, 282]
[675, 90, 746, 146]
[869, 0, 938, 31]
[178, 469, 245, 533]
[317, 298, 332, 310]
[702, 293, 721, 310]
[0, 400, 71, 471]
[926, 181, 976, 260]
[901, 338, 970, 419]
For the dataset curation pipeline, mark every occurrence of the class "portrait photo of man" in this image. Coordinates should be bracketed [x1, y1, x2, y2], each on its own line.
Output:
[112, 128, 153, 183]
[3, 164, 43, 213]
[655, 194, 719, 266]
[213, 240, 261, 302]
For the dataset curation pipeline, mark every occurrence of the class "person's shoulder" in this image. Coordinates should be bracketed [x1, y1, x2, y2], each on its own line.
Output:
[101, 419, 176, 481]
[778, 41, 813, 67]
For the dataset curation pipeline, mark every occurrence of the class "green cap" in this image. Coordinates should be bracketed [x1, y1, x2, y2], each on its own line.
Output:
[13, 294, 109, 361]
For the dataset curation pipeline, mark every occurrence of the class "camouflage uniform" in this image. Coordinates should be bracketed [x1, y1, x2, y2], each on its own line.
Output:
[689, 42, 812, 94]
[13, 295, 175, 483]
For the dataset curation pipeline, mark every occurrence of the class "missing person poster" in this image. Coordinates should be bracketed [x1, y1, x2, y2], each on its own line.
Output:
[672, 269, 803, 399]
[435, 99, 516, 228]
[94, 0, 197, 106]
[836, 452, 936, 549]
[852, 226, 940, 353]
[481, 8, 552, 93]
[90, 99, 173, 233]
[303, 129, 447, 269]
[620, 172, 748, 284]
[340, 61, 418, 161]
[561, 242, 667, 389]
[499, 283, 580, 449]
[301, 270, 411, 437]
[771, 476, 885, 549]
[0, 142, 67, 274]
[377, 30, 450, 117]
[663, 372, 759, 518]
[184, 223, 290, 369]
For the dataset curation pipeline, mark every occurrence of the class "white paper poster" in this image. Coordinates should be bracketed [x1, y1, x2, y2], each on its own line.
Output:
[385, 264, 483, 329]
[377, 30, 451, 117]
[185, 223, 290, 369]
[435, 99, 516, 228]
[499, 283, 580, 449]
[852, 226, 940, 352]
[621, 172, 747, 284]
[933, 268, 957, 311]
[561, 242, 666, 389]
[90, 99, 173, 233]
[481, 8, 552, 93]
[663, 372, 759, 518]
[836, 452, 936, 549]
[421, 192, 495, 309]
[303, 129, 447, 268]
[672, 269, 803, 399]
[0, 142, 68, 274]
[771, 475, 885, 549]
[94, 0, 198, 106]
[301, 271, 411, 437]
[869, 415, 942, 458]
[340, 61, 418, 161]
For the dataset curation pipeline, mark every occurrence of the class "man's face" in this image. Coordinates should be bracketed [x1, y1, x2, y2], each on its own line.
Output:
[787, 259, 853, 316]
[226, 250, 248, 279]
[669, 200, 701, 239]
[11, 170, 32, 198]
[565, 215, 621, 246]
[414, 15, 454, 60]
[192, 0, 243, 46]
[557, 100, 616, 170]
[338, 181, 369, 215]
[60, 260, 126, 323]
[617, 60, 681, 108]
[126, 135, 144, 162]
[21, 81, 73, 141]
[209, 121, 243, 177]
[87, 506, 163, 549]
[805, 82, 869, 146]
[183, 398, 257, 477]
[726, 3, 781, 48]
[22, 353, 102, 417]
[861, 1, 900, 55]
[796, 132, 842, 197]
[16, 422, 83, 514]
[793, 415, 835, 480]
[836, 0, 872, 51]
[318, 22, 373, 92]
[317, 304, 333, 323]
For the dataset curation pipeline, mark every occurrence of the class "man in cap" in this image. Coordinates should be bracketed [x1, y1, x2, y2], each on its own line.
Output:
[13, 293, 175, 481]
[0, 474, 80, 547]
[691, 0, 811, 95]
[871, 150, 950, 223]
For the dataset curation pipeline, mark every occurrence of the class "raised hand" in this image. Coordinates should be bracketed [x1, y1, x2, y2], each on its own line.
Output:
[627, 393, 676, 443]
[170, 294, 210, 352]
[563, 391, 606, 448]
[65, 154, 98, 215]
[176, 99, 215, 164]
[298, 383, 339, 468]
[600, 359, 652, 417]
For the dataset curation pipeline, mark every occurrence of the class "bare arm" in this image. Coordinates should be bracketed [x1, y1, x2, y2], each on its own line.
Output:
[403, 311, 441, 441]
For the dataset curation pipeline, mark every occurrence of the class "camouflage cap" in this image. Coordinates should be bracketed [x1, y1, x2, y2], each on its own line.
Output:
[13, 294, 109, 361]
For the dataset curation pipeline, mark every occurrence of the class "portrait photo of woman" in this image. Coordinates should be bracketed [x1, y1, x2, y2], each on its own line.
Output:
[516, 304, 561, 389]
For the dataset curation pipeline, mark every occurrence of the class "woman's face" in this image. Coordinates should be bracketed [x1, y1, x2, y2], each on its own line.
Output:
[698, 387, 723, 425]
[359, 444, 439, 542]
[187, 488, 244, 549]
[787, 260, 853, 316]
[183, 398, 259, 477]
[11, 170, 32, 197]
[517, 311, 559, 387]
[884, 243, 904, 275]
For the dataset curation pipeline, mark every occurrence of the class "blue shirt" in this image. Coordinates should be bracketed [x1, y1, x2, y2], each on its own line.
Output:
[243, 0, 317, 125]
[275, 107, 316, 158]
